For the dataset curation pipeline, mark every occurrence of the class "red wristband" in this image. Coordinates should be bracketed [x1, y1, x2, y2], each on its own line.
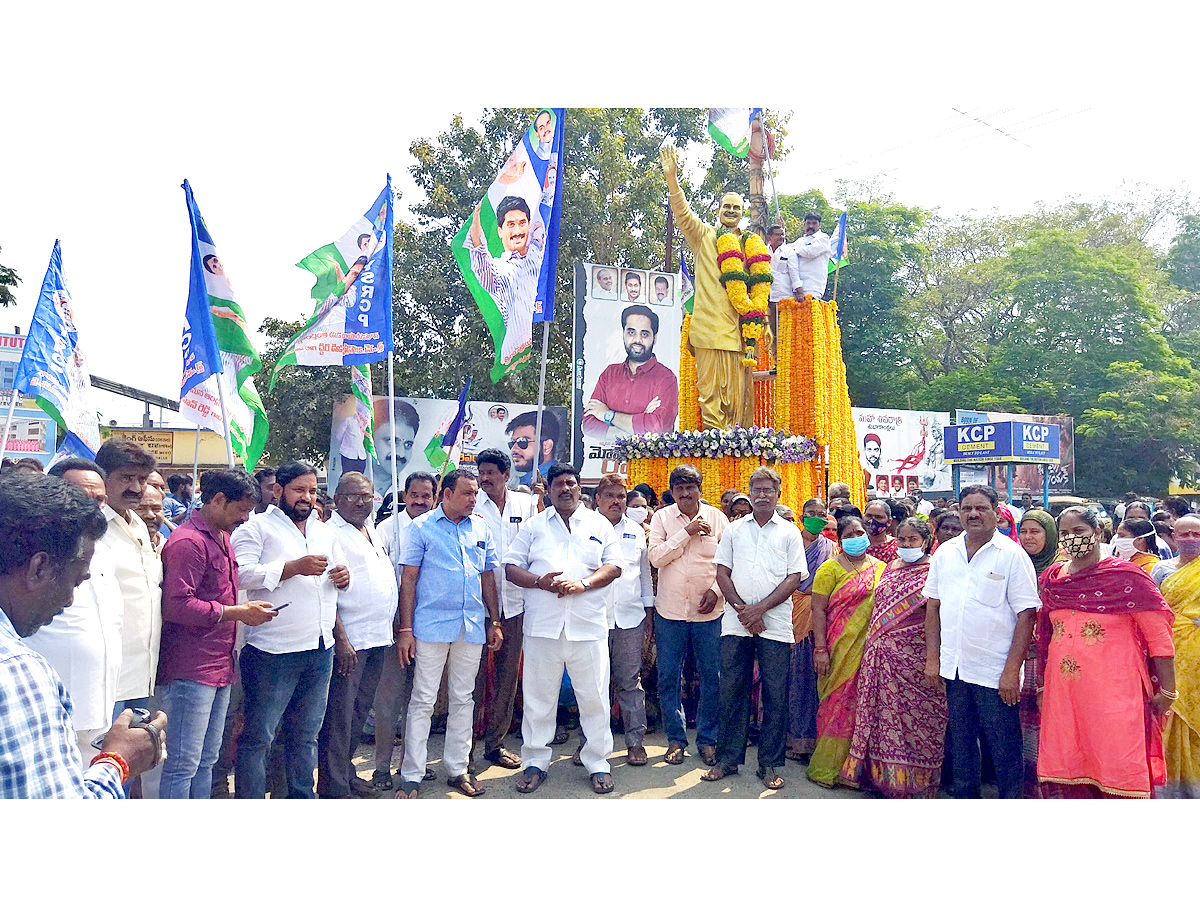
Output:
[90, 751, 131, 783]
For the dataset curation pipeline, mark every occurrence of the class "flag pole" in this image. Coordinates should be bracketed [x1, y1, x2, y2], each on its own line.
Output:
[387, 351, 401, 558]
[191, 422, 201, 488]
[830, 259, 843, 306]
[0, 389, 19, 462]
[532, 319, 551, 490]
[214, 369, 236, 466]
[763, 109, 783, 224]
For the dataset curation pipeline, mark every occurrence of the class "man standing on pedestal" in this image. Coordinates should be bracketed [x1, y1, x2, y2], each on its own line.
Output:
[660, 144, 752, 429]
[788, 212, 831, 302]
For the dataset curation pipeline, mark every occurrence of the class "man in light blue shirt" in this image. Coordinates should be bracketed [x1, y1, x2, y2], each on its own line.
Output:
[395, 467, 501, 798]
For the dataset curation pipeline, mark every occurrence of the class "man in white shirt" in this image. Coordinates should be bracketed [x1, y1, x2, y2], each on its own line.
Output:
[595, 475, 655, 766]
[923, 484, 1040, 799]
[787, 212, 832, 302]
[368, 471, 437, 791]
[231, 461, 351, 799]
[316, 472, 398, 799]
[702, 466, 806, 791]
[471, 448, 538, 771]
[504, 462, 622, 794]
[25, 457, 124, 763]
[767, 224, 792, 346]
[94, 440, 162, 727]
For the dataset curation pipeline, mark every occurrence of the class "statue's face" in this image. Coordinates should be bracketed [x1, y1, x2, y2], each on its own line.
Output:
[719, 193, 743, 228]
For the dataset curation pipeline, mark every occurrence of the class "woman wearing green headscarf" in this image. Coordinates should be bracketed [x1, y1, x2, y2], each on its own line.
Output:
[1017, 509, 1060, 796]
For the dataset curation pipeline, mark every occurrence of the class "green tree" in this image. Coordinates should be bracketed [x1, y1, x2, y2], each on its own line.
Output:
[0, 245, 19, 307]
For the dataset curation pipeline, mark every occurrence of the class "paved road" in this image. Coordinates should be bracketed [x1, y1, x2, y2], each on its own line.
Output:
[355, 728, 871, 800]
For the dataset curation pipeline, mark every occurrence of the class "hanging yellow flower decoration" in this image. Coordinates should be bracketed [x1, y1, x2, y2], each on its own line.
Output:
[717, 229, 769, 367]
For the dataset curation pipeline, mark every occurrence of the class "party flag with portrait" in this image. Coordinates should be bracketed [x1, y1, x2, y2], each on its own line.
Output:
[10, 240, 101, 459]
[828, 212, 849, 273]
[179, 179, 269, 469]
[452, 108, 565, 382]
[708, 108, 762, 159]
[271, 177, 395, 386]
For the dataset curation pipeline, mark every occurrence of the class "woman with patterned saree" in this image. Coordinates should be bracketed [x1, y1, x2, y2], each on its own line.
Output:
[807, 514, 886, 786]
[1037, 506, 1176, 798]
[840, 518, 947, 797]
[1153, 514, 1200, 797]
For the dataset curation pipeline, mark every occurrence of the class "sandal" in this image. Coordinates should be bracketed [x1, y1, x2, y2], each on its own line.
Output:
[590, 772, 615, 794]
[785, 749, 807, 762]
[483, 747, 522, 770]
[423, 766, 436, 782]
[393, 781, 419, 799]
[550, 725, 570, 745]
[700, 763, 738, 782]
[447, 773, 486, 798]
[664, 743, 685, 765]
[626, 745, 648, 766]
[757, 766, 785, 790]
[572, 744, 584, 766]
[514, 766, 547, 794]
[371, 770, 395, 792]
[698, 745, 717, 766]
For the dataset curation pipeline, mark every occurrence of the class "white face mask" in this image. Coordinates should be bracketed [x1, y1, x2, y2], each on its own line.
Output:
[897, 546, 926, 563]
[626, 506, 648, 525]
[1111, 536, 1137, 559]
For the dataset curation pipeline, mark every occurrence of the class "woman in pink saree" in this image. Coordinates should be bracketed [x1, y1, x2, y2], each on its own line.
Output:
[840, 518, 948, 797]
[807, 514, 886, 786]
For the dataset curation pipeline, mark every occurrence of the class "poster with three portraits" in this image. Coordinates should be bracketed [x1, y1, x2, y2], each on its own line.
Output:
[573, 262, 683, 481]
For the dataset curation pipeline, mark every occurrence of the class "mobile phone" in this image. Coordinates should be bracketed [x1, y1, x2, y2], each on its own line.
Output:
[90, 708, 151, 749]
[272, 603, 290, 612]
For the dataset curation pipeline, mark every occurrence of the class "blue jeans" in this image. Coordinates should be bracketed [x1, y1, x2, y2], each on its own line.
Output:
[159, 680, 231, 799]
[112, 697, 153, 799]
[945, 676, 1022, 799]
[235, 644, 334, 799]
[654, 613, 721, 748]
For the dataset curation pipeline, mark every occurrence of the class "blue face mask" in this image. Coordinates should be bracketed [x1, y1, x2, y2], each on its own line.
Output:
[842, 535, 870, 556]
[998, 524, 1011, 535]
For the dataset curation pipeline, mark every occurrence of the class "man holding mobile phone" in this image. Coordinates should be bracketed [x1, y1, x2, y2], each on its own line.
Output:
[158, 468, 277, 800]
[231, 461, 351, 799]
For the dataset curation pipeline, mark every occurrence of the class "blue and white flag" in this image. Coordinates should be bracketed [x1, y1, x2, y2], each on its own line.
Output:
[179, 180, 270, 469]
[828, 212, 849, 273]
[272, 177, 395, 386]
[452, 108, 565, 382]
[13, 241, 100, 459]
[680, 255, 696, 316]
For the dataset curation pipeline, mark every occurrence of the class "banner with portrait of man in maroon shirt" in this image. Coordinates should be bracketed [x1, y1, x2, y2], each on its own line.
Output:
[573, 262, 683, 481]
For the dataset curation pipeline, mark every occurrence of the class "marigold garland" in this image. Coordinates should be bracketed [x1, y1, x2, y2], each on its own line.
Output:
[678, 314, 701, 432]
[716, 229, 770, 367]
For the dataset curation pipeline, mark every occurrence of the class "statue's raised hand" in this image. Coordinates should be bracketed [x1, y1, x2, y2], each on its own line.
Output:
[659, 144, 679, 185]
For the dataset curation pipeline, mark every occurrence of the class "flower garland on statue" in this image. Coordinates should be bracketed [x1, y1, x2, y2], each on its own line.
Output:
[716, 229, 770, 367]
[613, 425, 816, 464]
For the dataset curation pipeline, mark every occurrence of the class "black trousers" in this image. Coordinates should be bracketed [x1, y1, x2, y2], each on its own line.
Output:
[715, 634, 791, 770]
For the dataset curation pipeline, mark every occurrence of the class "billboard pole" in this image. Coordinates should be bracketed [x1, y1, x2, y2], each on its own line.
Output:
[532, 320, 551, 488]
[387, 352, 401, 560]
[191, 423, 201, 489]
[0, 390, 18, 462]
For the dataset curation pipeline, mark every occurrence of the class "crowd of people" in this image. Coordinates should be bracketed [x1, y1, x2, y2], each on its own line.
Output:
[2, 444, 1198, 799]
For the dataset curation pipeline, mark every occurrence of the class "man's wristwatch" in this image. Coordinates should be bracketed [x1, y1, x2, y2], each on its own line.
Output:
[603, 409, 615, 426]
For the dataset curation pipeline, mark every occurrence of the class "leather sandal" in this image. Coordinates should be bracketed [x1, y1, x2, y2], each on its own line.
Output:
[447, 773, 486, 798]
[664, 743, 686, 765]
[514, 766, 547, 794]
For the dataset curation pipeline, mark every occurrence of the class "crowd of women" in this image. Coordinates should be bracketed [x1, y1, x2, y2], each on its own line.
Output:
[788, 490, 1200, 798]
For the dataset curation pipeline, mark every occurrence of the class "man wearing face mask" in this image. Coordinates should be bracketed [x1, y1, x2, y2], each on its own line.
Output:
[864, 500, 899, 564]
[922, 485, 1040, 799]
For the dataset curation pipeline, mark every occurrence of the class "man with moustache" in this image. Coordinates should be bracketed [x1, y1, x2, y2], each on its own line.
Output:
[592, 267, 618, 300]
[24, 458, 124, 764]
[370, 471, 437, 790]
[582, 305, 679, 439]
[923, 485, 1040, 799]
[231, 461, 352, 798]
[94, 440, 163, 742]
[787, 212, 832, 302]
[0, 474, 166, 799]
[471, 448, 538, 771]
[394, 468, 501, 798]
[504, 463, 622, 794]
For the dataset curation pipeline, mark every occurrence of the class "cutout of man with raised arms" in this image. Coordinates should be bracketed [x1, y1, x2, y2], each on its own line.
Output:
[660, 145, 752, 428]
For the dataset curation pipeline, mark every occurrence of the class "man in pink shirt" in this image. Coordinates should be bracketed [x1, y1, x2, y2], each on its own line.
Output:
[157, 468, 277, 799]
[582, 305, 679, 438]
[647, 463, 728, 766]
